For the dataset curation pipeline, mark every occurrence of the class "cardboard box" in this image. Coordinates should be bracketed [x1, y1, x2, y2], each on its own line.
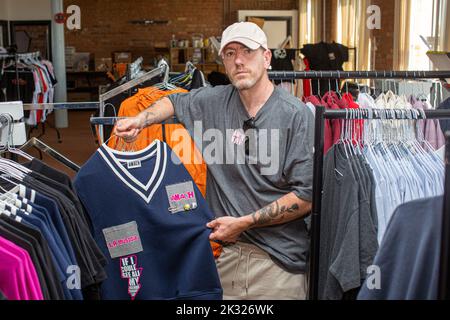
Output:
[113, 51, 132, 63]
[65, 54, 75, 70]
[73, 52, 91, 71]
[95, 57, 113, 72]
[65, 46, 76, 55]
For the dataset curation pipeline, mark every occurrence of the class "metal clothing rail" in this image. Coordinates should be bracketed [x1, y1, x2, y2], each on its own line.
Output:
[20, 137, 80, 172]
[268, 70, 450, 80]
[307, 70, 450, 301]
[22, 100, 180, 111]
[90, 116, 180, 126]
[23, 102, 100, 111]
[98, 62, 168, 143]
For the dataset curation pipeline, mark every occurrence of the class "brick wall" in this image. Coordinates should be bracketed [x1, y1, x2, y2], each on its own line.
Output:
[324, 0, 395, 70]
[64, 0, 396, 70]
[64, 0, 224, 63]
[64, 0, 297, 63]
[371, 0, 395, 70]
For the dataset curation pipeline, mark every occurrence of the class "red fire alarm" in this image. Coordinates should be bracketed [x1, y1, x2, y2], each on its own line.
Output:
[54, 13, 67, 24]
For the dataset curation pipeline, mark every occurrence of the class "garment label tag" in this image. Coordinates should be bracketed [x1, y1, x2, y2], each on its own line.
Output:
[103, 221, 144, 259]
[328, 52, 336, 60]
[165, 181, 197, 214]
[127, 160, 142, 169]
[231, 129, 246, 146]
[19, 185, 26, 198]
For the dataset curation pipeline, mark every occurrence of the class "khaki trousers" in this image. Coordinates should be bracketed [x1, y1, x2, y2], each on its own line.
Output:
[216, 241, 308, 300]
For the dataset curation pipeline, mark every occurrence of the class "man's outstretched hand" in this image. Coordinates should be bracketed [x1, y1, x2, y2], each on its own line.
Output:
[113, 117, 143, 142]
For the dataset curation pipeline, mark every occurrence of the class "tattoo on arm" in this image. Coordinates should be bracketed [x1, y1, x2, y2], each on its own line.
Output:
[251, 202, 300, 226]
[143, 110, 156, 127]
[140, 102, 159, 127]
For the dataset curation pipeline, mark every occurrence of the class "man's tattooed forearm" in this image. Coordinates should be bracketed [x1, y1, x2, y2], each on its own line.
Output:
[258, 202, 279, 225]
[143, 109, 156, 126]
[251, 202, 300, 226]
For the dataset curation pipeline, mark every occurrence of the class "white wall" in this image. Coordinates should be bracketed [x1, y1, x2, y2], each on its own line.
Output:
[2, 0, 52, 20]
[0, 1, 8, 20]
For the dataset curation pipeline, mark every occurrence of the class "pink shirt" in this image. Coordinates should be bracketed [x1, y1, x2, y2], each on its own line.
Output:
[0, 236, 43, 300]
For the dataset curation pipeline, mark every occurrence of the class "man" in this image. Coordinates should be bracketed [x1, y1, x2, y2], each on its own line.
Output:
[114, 22, 314, 300]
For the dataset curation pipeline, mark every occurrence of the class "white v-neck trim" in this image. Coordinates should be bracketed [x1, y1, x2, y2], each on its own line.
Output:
[102, 140, 161, 191]
[98, 140, 168, 204]
[102, 139, 158, 156]
[116, 149, 157, 164]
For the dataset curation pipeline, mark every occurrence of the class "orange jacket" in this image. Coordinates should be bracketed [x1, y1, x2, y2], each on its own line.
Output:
[108, 87, 207, 196]
[108, 87, 222, 259]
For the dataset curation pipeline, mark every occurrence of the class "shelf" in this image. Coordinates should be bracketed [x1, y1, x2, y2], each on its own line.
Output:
[66, 71, 108, 76]
[67, 87, 99, 93]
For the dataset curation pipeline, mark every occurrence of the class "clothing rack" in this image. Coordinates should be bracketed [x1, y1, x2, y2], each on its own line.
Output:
[305, 70, 450, 301]
[19, 137, 80, 172]
[268, 70, 450, 80]
[0, 51, 41, 101]
[98, 62, 169, 143]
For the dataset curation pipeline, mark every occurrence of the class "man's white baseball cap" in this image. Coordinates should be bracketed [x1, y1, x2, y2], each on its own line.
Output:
[219, 22, 268, 56]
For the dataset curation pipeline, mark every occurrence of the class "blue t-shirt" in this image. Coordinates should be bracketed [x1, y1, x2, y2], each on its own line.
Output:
[74, 140, 222, 300]
[358, 196, 443, 300]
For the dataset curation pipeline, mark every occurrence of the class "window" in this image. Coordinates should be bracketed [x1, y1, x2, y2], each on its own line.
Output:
[298, 0, 322, 48]
[335, 0, 372, 71]
[407, 0, 447, 70]
[395, 0, 448, 70]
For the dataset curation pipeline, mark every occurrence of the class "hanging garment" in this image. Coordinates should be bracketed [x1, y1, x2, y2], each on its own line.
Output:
[358, 196, 443, 300]
[18, 182, 107, 297]
[1, 200, 82, 300]
[270, 49, 296, 86]
[411, 96, 445, 149]
[73, 140, 223, 300]
[109, 86, 207, 197]
[302, 58, 312, 97]
[0, 235, 44, 300]
[0, 237, 35, 300]
[1, 171, 108, 300]
[300, 42, 349, 96]
[0, 219, 51, 299]
[438, 97, 450, 135]
[318, 144, 378, 300]
[0, 225, 47, 300]
[0, 214, 65, 300]
[304, 95, 333, 153]
[0, 55, 56, 125]
[322, 91, 344, 145]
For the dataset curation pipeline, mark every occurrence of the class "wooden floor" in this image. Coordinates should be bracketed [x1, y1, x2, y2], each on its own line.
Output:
[22, 110, 100, 179]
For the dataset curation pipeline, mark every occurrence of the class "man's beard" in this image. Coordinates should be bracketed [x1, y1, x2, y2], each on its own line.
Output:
[230, 71, 263, 90]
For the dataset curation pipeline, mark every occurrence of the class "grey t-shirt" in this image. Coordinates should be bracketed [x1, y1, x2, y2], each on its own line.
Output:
[168, 85, 314, 273]
[319, 145, 377, 300]
[319, 145, 361, 299]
